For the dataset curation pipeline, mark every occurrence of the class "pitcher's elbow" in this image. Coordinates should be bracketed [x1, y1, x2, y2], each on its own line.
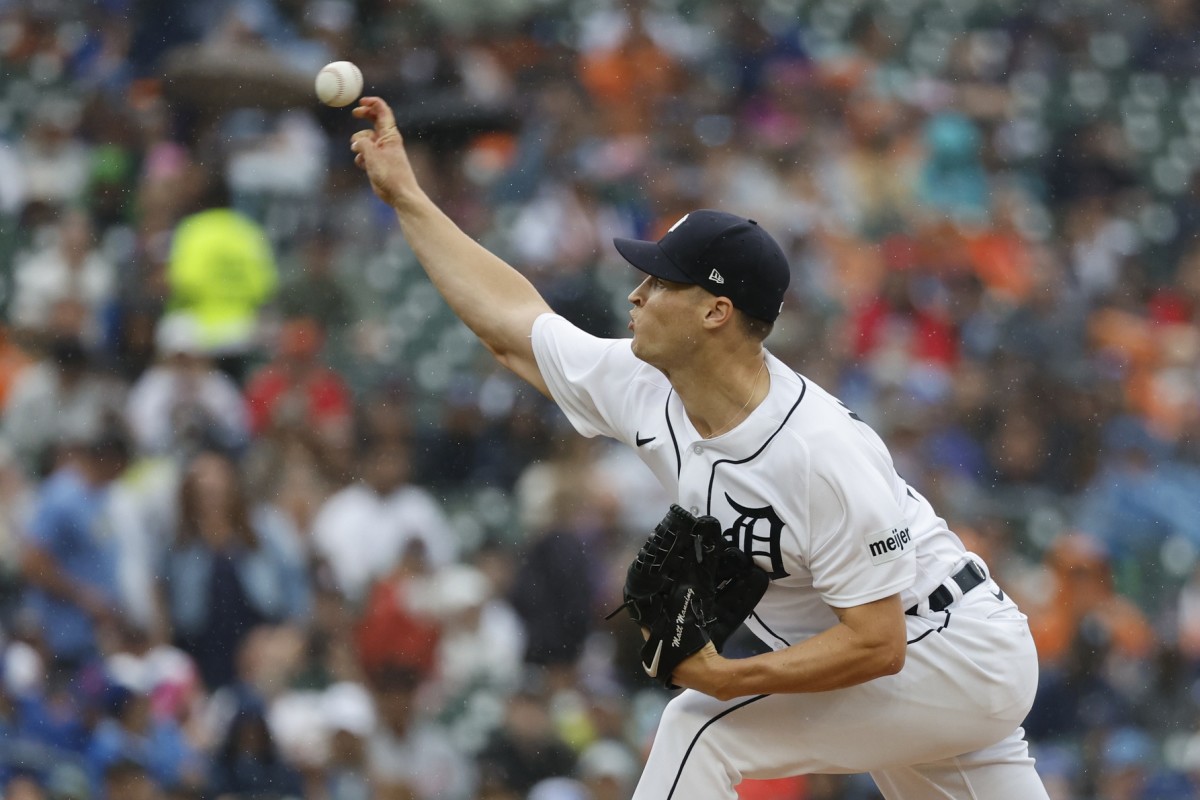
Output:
[878, 640, 907, 677]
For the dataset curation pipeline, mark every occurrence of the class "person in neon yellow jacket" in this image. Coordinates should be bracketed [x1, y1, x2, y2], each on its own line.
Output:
[167, 202, 277, 363]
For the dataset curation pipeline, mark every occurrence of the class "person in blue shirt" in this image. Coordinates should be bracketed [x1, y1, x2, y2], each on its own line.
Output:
[86, 681, 205, 796]
[21, 432, 129, 668]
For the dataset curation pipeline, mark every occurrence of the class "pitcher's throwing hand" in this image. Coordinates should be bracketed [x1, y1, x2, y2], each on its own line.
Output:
[350, 97, 421, 210]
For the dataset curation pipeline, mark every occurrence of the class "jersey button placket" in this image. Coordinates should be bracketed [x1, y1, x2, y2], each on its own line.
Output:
[679, 441, 709, 518]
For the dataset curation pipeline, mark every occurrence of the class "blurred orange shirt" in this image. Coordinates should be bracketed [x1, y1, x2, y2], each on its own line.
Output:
[964, 230, 1034, 302]
[579, 36, 679, 135]
[1028, 534, 1156, 666]
[0, 330, 31, 409]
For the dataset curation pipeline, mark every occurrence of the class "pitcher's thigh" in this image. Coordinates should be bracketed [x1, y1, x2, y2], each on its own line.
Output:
[870, 728, 1050, 800]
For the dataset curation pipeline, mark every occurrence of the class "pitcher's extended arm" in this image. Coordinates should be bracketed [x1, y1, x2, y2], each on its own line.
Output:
[351, 97, 552, 396]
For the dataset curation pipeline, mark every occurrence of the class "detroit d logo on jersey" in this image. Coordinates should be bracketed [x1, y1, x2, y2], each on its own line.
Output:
[724, 494, 789, 579]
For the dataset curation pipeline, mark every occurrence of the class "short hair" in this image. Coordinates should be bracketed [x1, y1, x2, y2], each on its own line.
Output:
[737, 310, 774, 342]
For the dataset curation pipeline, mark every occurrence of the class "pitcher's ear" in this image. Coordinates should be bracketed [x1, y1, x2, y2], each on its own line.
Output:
[702, 296, 736, 329]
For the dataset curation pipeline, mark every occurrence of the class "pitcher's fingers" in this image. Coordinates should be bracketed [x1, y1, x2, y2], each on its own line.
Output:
[350, 130, 374, 156]
[355, 97, 397, 131]
[369, 98, 399, 137]
[351, 101, 373, 120]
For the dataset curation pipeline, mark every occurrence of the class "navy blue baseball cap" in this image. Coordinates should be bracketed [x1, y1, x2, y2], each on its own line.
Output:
[614, 210, 791, 323]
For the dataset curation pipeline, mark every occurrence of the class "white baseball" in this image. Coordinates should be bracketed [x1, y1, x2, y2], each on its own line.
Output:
[315, 61, 363, 107]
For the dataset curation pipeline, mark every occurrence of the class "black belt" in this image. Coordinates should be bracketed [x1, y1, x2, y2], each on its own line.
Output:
[906, 561, 987, 615]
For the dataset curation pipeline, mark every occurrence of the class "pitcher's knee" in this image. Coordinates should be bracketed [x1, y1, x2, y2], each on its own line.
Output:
[653, 691, 755, 772]
[658, 692, 725, 740]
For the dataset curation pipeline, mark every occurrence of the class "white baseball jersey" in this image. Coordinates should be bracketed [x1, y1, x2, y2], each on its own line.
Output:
[531, 313, 966, 644]
[530, 313, 1048, 800]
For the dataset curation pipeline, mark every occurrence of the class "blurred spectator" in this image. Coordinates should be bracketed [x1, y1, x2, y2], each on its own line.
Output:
[915, 112, 991, 225]
[1044, 122, 1136, 206]
[366, 665, 475, 800]
[992, 254, 1088, 379]
[125, 313, 250, 458]
[100, 759, 159, 800]
[354, 541, 442, 681]
[1094, 726, 1157, 800]
[104, 634, 202, 735]
[477, 683, 577, 798]
[1023, 539, 1156, 744]
[20, 431, 130, 667]
[0, 442, 34, 617]
[415, 376, 490, 494]
[357, 383, 416, 450]
[275, 231, 354, 330]
[577, 739, 639, 800]
[431, 564, 525, 699]
[0, 139, 27, 218]
[321, 682, 375, 800]
[2, 336, 126, 476]
[1026, 532, 1156, 671]
[1075, 417, 1200, 567]
[243, 316, 353, 438]
[9, 210, 115, 346]
[0, 326, 32, 411]
[824, 91, 920, 238]
[105, 297, 165, 383]
[311, 440, 456, 604]
[511, 438, 609, 686]
[19, 98, 92, 209]
[242, 423, 336, 544]
[45, 763, 90, 800]
[528, 776, 589, 800]
[164, 450, 310, 690]
[210, 692, 303, 799]
[103, 457, 179, 641]
[85, 677, 204, 794]
[417, 378, 557, 495]
[577, 6, 683, 137]
[510, 509, 596, 686]
[165, 177, 277, 381]
[5, 774, 48, 800]
[850, 267, 959, 372]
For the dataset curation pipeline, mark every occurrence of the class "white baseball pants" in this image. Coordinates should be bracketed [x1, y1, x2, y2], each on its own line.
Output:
[632, 581, 1049, 799]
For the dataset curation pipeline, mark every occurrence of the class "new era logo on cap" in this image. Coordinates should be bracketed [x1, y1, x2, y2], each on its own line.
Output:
[612, 210, 791, 323]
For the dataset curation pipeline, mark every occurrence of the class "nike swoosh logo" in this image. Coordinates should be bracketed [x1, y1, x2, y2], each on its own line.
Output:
[642, 641, 663, 677]
[636, 433, 656, 447]
[992, 588, 1005, 601]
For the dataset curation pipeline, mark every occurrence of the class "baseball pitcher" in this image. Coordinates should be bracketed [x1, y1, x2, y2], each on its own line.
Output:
[351, 96, 1048, 799]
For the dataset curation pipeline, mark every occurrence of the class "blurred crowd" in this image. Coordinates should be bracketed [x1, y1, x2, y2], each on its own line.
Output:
[2, 0, 1200, 798]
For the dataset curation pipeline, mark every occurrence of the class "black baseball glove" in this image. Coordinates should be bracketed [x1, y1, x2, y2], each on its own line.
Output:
[608, 505, 769, 686]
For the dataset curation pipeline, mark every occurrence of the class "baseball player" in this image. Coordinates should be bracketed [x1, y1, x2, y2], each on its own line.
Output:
[350, 97, 1048, 799]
